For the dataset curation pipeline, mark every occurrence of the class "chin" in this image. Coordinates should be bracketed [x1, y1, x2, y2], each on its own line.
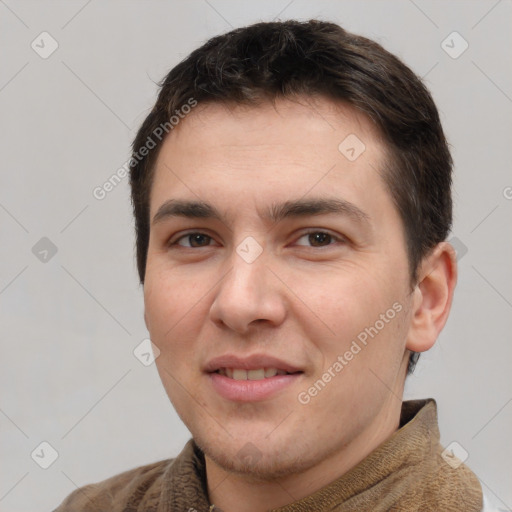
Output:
[193, 428, 317, 481]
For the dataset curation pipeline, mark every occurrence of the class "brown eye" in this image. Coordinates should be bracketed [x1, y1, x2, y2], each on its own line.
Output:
[308, 232, 331, 246]
[296, 231, 339, 247]
[176, 233, 212, 247]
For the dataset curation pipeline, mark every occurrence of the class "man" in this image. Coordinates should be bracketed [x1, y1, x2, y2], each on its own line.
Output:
[54, 19, 491, 511]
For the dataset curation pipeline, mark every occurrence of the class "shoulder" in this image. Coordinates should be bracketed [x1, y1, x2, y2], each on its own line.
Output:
[52, 458, 174, 511]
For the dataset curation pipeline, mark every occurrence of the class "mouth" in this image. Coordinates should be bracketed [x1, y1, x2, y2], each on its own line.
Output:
[204, 354, 305, 402]
[213, 368, 303, 380]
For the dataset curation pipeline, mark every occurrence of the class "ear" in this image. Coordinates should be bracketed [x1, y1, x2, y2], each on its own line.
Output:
[144, 309, 149, 331]
[406, 241, 458, 353]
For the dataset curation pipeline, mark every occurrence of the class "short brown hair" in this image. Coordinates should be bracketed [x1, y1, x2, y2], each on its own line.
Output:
[129, 20, 453, 374]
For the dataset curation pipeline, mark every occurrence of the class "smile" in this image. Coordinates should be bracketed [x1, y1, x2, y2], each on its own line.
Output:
[208, 371, 303, 402]
[215, 368, 298, 380]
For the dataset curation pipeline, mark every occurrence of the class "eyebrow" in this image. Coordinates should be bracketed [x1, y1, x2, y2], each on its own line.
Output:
[151, 197, 370, 226]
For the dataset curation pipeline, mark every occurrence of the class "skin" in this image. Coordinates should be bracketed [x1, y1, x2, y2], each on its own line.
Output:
[143, 96, 457, 512]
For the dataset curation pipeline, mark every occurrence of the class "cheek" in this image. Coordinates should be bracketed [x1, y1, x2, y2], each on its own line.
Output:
[143, 268, 208, 364]
[290, 265, 407, 369]
[290, 265, 390, 335]
[146, 278, 209, 408]
[144, 257, 206, 324]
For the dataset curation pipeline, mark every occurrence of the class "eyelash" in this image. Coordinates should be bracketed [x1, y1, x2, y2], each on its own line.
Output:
[169, 229, 347, 249]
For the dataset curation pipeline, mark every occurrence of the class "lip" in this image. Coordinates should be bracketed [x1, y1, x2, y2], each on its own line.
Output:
[203, 353, 303, 374]
[208, 372, 303, 402]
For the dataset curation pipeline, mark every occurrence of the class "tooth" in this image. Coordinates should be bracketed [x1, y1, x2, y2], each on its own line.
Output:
[218, 368, 226, 376]
[232, 369, 248, 380]
[276, 369, 287, 375]
[248, 369, 265, 380]
[264, 368, 277, 378]
[225, 368, 233, 378]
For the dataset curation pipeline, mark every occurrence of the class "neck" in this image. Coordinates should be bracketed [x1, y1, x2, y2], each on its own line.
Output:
[206, 394, 403, 512]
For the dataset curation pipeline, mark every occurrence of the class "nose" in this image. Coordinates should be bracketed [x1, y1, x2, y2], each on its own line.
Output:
[209, 248, 287, 334]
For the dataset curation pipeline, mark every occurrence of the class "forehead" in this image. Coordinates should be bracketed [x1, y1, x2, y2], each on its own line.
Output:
[158, 96, 383, 159]
[149, 96, 391, 222]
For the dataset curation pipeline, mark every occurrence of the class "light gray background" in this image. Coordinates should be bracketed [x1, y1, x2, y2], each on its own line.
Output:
[1, 1, 511, 511]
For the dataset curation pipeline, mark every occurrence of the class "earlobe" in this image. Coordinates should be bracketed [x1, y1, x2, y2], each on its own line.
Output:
[406, 242, 457, 353]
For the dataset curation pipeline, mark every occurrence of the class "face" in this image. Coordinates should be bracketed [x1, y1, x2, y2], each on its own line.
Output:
[144, 97, 415, 479]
